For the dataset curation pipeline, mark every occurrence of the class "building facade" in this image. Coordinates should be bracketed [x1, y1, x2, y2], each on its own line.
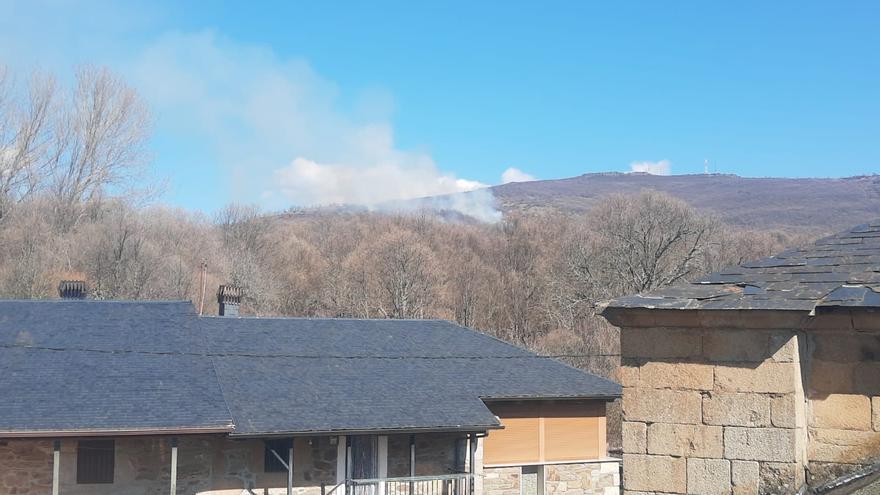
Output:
[0, 293, 621, 495]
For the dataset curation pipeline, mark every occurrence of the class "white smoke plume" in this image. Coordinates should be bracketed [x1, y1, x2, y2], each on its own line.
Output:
[629, 160, 671, 175]
[501, 167, 536, 183]
[132, 30, 501, 221]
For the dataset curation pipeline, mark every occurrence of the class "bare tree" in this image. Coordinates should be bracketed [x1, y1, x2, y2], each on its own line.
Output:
[49, 67, 151, 230]
[492, 216, 547, 345]
[370, 229, 438, 319]
[568, 191, 718, 299]
[215, 203, 270, 254]
[0, 68, 55, 219]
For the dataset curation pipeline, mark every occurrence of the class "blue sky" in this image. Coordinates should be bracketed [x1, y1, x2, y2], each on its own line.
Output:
[1, 1, 878, 212]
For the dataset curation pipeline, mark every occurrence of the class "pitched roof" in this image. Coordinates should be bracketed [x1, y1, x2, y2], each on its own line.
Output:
[606, 220, 880, 313]
[0, 301, 232, 436]
[0, 300, 620, 437]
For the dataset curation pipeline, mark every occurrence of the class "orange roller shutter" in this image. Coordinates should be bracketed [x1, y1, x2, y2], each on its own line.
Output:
[482, 402, 542, 465]
[483, 400, 606, 466]
[542, 401, 602, 462]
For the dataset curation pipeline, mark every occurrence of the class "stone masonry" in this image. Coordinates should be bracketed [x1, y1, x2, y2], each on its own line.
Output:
[620, 327, 808, 495]
[483, 461, 621, 495]
[614, 313, 880, 495]
[804, 331, 880, 485]
[0, 439, 53, 495]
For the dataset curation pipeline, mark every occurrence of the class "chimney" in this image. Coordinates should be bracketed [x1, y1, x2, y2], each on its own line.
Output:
[58, 280, 88, 299]
[217, 284, 242, 317]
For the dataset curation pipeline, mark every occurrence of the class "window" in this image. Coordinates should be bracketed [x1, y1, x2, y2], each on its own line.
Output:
[264, 439, 293, 473]
[77, 439, 114, 484]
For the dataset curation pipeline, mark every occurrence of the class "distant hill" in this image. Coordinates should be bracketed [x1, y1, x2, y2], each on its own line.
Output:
[487, 172, 880, 231]
[285, 172, 880, 234]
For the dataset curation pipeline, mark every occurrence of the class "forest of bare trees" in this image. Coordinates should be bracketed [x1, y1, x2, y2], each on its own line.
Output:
[0, 66, 809, 450]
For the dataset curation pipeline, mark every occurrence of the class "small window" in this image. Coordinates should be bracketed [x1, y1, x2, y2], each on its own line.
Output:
[77, 439, 114, 484]
[264, 439, 293, 473]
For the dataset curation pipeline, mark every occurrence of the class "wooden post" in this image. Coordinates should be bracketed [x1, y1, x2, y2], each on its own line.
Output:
[170, 437, 178, 495]
[287, 439, 294, 495]
[52, 440, 60, 495]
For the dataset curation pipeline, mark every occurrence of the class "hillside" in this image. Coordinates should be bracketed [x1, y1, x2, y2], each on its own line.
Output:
[487, 173, 880, 231]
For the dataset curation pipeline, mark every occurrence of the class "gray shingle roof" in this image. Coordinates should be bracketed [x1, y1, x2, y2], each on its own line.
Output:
[606, 220, 880, 313]
[0, 301, 620, 437]
[0, 301, 232, 436]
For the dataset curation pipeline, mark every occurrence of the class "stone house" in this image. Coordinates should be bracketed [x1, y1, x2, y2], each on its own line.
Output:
[601, 221, 880, 495]
[0, 286, 621, 495]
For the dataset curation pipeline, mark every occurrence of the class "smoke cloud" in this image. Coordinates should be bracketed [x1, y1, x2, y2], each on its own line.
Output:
[132, 30, 500, 220]
[501, 167, 536, 183]
[629, 160, 671, 175]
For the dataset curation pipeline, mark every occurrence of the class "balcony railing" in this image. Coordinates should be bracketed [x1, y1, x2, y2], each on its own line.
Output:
[346, 473, 474, 495]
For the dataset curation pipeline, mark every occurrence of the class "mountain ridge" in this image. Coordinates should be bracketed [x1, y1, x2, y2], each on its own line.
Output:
[485, 172, 880, 231]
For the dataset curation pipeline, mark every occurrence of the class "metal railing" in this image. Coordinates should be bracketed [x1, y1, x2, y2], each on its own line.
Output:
[346, 473, 473, 495]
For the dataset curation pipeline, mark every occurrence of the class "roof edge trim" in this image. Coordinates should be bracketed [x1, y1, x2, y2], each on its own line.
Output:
[228, 424, 502, 438]
[0, 425, 234, 439]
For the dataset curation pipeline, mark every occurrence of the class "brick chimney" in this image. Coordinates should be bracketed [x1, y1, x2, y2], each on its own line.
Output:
[217, 284, 242, 317]
[58, 280, 88, 299]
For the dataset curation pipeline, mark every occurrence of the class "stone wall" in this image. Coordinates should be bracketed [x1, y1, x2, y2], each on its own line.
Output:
[483, 461, 620, 495]
[805, 332, 880, 484]
[618, 318, 880, 495]
[483, 466, 521, 495]
[0, 439, 53, 495]
[620, 327, 809, 495]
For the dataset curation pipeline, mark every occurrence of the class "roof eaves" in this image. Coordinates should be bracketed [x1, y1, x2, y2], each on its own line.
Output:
[0, 424, 234, 439]
[228, 424, 503, 439]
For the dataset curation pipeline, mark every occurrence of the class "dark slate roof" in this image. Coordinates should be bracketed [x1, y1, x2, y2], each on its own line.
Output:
[0, 301, 232, 435]
[198, 317, 619, 436]
[0, 301, 619, 437]
[606, 220, 880, 313]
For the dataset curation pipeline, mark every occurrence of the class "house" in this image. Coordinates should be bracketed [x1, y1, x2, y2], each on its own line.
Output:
[601, 221, 880, 495]
[0, 285, 621, 495]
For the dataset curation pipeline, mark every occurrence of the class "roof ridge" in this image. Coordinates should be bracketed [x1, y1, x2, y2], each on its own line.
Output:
[199, 315, 450, 322]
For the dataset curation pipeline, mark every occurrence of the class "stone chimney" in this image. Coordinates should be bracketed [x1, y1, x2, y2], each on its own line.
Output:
[217, 284, 242, 317]
[58, 280, 88, 299]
